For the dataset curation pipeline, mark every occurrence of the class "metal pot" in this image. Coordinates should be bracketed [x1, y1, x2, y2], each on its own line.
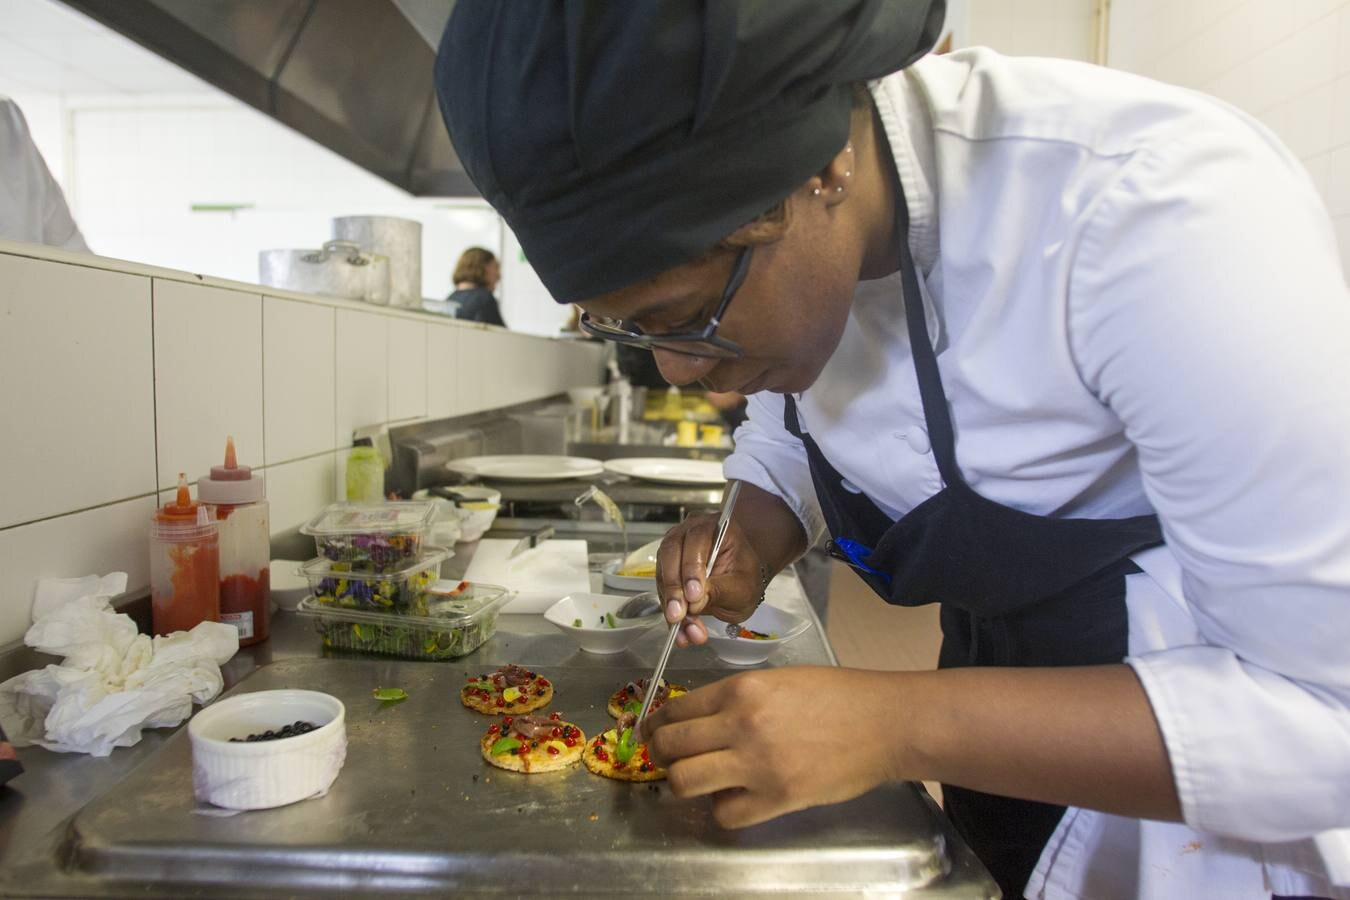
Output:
[259, 241, 390, 305]
[332, 216, 422, 309]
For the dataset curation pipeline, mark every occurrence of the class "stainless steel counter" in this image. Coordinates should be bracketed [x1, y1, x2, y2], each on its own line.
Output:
[0, 528, 997, 898]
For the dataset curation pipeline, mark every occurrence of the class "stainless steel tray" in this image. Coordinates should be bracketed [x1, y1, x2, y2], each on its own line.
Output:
[63, 659, 983, 897]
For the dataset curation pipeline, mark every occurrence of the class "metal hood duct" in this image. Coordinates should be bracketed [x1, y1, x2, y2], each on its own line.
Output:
[58, 0, 473, 197]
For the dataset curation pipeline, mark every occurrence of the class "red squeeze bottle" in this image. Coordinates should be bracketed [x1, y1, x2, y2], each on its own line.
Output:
[198, 437, 270, 646]
[149, 473, 220, 635]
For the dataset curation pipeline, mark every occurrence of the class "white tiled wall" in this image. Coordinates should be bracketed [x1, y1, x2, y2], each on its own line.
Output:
[966, 0, 1097, 61]
[0, 497, 156, 646]
[262, 297, 335, 466]
[333, 308, 390, 448]
[0, 243, 606, 645]
[1109, 0, 1350, 275]
[387, 317, 428, 423]
[152, 279, 264, 490]
[0, 254, 156, 528]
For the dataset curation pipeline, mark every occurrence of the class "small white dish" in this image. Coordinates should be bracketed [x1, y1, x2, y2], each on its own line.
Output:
[189, 689, 347, 810]
[445, 486, 501, 542]
[543, 592, 661, 654]
[601, 558, 657, 592]
[269, 560, 310, 612]
[705, 605, 811, 666]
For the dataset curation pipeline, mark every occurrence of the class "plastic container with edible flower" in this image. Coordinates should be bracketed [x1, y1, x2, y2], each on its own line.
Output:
[300, 546, 449, 616]
[296, 580, 509, 660]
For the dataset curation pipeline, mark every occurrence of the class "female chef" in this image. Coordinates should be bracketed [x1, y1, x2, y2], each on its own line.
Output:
[435, 2, 1350, 897]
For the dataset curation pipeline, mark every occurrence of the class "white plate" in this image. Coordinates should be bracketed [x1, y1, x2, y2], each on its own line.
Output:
[601, 558, 657, 592]
[602, 457, 725, 485]
[447, 454, 604, 481]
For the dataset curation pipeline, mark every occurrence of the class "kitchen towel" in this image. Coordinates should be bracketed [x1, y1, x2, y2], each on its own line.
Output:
[464, 539, 590, 613]
[0, 573, 238, 756]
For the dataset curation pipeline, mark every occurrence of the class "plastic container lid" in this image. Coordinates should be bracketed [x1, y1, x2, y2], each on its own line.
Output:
[152, 473, 217, 541]
[198, 436, 266, 505]
[301, 501, 437, 538]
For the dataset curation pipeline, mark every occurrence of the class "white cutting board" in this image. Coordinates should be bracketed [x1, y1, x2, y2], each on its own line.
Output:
[464, 538, 591, 613]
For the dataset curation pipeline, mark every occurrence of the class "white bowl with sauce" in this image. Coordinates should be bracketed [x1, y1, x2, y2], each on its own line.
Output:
[705, 605, 811, 666]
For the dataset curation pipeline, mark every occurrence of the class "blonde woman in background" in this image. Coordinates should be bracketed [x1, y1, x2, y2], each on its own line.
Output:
[449, 246, 504, 326]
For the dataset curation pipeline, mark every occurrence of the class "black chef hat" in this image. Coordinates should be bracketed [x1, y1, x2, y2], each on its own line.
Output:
[435, 1, 945, 304]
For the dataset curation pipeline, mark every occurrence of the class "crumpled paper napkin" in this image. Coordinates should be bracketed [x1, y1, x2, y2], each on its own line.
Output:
[0, 573, 238, 756]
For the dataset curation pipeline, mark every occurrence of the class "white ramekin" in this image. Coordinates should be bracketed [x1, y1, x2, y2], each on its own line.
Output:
[188, 689, 347, 810]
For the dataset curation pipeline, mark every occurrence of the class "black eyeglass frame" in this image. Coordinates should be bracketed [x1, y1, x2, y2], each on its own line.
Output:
[578, 245, 753, 359]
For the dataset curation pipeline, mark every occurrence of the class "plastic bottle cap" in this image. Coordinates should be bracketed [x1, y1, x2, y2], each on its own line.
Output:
[153, 473, 219, 540]
[198, 436, 266, 505]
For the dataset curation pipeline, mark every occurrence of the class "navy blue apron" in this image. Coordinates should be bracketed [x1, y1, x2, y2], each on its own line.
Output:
[782, 155, 1163, 897]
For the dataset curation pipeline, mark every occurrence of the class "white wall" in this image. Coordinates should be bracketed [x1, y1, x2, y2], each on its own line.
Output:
[966, 0, 1098, 61]
[4, 87, 564, 334]
[0, 241, 606, 646]
[1108, 0, 1350, 275]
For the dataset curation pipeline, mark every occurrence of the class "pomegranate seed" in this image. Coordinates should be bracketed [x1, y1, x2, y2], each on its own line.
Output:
[495, 698, 504, 707]
[547, 746, 559, 756]
[596, 749, 608, 761]
[549, 711, 561, 720]
[551, 727, 562, 738]
[488, 724, 499, 734]
[517, 746, 529, 756]
[564, 737, 577, 747]
[503, 717, 513, 727]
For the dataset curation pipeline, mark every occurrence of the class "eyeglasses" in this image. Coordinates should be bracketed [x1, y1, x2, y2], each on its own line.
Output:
[578, 245, 753, 359]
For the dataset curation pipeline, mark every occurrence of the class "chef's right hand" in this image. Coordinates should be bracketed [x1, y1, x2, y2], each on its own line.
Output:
[657, 512, 766, 647]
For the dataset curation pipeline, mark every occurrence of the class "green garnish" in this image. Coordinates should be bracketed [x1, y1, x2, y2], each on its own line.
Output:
[573, 618, 583, 628]
[490, 736, 521, 756]
[605, 612, 618, 629]
[615, 727, 637, 764]
[372, 687, 408, 702]
[468, 679, 494, 691]
[623, 699, 642, 715]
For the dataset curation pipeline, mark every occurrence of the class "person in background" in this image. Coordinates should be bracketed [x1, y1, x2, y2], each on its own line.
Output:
[450, 246, 505, 326]
[0, 96, 89, 252]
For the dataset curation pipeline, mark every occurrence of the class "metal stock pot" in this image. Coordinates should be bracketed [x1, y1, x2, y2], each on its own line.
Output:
[258, 240, 390, 305]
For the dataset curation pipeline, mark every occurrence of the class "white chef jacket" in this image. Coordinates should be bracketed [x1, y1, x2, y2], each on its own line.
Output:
[723, 49, 1350, 899]
[0, 97, 89, 252]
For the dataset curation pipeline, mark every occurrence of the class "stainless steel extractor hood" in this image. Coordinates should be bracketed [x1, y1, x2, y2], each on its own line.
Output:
[58, 0, 473, 197]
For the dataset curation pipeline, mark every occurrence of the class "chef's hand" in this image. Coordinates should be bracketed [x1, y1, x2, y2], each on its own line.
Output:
[656, 511, 767, 647]
[641, 667, 899, 828]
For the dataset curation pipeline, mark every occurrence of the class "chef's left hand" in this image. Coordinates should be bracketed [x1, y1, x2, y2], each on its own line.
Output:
[641, 667, 901, 828]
